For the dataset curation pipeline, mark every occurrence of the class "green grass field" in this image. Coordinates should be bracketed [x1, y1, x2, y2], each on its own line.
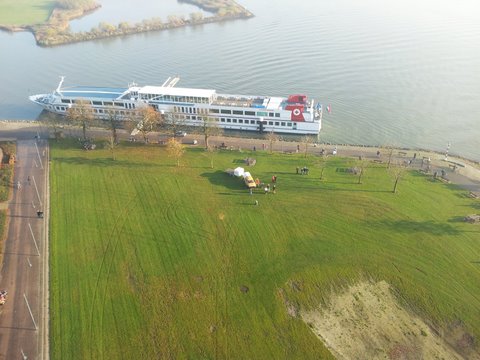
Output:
[49, 139, 480, 359]
[0, 0, 55, 26]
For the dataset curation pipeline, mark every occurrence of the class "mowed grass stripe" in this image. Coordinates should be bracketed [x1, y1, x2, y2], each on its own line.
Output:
[49, 140, 480, 359]
[0, 0, 55, 25]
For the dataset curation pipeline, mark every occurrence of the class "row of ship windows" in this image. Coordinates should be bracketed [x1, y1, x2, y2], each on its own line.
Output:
[141, 94, 210, 104]
[174, 106, 281, 118]
[173, 106, 208, 115]
[60, 99, 136, 109]
[212, 108, 281, 117]
[184, 115, 292, 127]
[55, 105, 131, 116]
[53, 105, 293, 127]
[220, 118, 291, 127]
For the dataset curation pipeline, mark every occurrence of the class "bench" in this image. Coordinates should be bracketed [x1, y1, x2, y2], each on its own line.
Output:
[468, 192, 479, 199]
[464, 214, 480, 223]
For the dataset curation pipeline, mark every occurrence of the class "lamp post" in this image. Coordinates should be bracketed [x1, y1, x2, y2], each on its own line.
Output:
[445, 142, 451, 161]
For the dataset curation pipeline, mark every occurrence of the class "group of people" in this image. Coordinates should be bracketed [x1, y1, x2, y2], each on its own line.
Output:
[0, 290, 7, 305]
[296, 167, 309, 175]
[264, 183, 276, 194]
[252, 175, 278, 205]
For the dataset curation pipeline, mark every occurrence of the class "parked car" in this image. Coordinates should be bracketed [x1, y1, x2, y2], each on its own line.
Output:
[175, 131, 187, 137]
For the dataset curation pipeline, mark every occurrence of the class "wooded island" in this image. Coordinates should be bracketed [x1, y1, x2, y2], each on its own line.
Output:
[0, 0, 253, 47]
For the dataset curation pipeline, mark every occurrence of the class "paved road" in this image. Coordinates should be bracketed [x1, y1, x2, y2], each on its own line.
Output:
[0, 138, 49, 360]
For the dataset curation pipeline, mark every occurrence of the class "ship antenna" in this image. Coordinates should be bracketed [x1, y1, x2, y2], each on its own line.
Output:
[56, 76, 65, 94]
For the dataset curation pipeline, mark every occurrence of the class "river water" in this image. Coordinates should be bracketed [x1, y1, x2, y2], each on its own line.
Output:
[1, 0, 479, 160]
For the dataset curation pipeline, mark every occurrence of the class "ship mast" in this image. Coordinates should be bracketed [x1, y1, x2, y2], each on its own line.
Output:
[55, 76, 65, 94]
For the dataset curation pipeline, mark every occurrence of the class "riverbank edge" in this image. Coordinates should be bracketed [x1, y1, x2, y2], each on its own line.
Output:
[0, 0, 254, 47]
[2, 120, 479, 173]
[0, 3, 101, 33]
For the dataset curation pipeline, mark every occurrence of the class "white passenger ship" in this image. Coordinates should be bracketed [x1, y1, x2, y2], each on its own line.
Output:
[30, 77, 322, 134]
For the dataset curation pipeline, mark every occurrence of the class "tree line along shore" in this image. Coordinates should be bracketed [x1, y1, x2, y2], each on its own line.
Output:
[0, 0, 253, 47]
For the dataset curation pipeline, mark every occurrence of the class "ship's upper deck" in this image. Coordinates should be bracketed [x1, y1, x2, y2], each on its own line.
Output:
[55, 84, 312, 111]
[213, 94, 286, 110]
[58, 86, 128, 100]
[138, 86, 215, 99]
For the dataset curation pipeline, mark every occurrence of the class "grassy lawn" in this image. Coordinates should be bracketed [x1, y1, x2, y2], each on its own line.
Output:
[0, 0, 55, 26]
[49, 139, 480, 359]
[0, 211, 6, 241]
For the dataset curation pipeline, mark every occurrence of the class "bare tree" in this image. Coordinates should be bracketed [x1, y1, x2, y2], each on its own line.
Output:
[206, 145, 217, 169]
[381, 144, 396, 169]
[265, 131, 279, 154]
[166, 138, 185, 167]
[40, 112, 64, 140]
[123, 111, 138, 138]
[389, 161, 407, 193]
[317, 153, 328, 180]
[135, 106, 161, 143]
[66, 100, 94, 141]
[104, 136, 118, 161]
[104, 107, 122, 143]
[163, 109, 186, 138]
[357, 158, 369, 184]
[198, 115, 222, 149]
[301, 136, 313, 158]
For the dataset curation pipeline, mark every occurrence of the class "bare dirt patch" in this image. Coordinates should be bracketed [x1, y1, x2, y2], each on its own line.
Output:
[301, 281, 473, 360]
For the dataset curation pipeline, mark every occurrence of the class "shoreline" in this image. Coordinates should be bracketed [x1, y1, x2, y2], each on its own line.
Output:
[0, 0, 253, 47]
[2, 120, 479, 176]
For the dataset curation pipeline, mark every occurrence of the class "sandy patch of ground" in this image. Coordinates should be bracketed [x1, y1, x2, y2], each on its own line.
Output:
[0, 120, 38, 130]
[301, 281, 473, 360]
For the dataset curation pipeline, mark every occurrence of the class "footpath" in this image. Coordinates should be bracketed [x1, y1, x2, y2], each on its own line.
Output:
[1, 120, 479, 194]
[205, 135, 480, 194]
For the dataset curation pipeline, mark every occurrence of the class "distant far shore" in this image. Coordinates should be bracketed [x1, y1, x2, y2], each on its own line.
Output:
[0, 0, 253, 47]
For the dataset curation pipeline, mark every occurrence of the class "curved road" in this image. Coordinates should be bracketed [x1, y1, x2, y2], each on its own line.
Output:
[0, 135, 49, 360]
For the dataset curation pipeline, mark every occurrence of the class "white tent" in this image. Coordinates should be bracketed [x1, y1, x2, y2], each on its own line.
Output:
[234, 167, 245, 177]
[243, 171, 251, 178]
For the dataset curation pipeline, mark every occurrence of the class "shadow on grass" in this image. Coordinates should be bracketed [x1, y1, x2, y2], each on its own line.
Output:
[375, 220, 462, 236]
[300, 183, 390, 193]
[448, 216, 468, 223]
[232, 159, 246, 164]
[52, 156, 160, 168]
[200, 170, 245, 191]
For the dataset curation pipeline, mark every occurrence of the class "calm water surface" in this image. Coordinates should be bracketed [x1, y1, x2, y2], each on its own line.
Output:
[1, 0, 479, 160]
[69, 0, 207, 32]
